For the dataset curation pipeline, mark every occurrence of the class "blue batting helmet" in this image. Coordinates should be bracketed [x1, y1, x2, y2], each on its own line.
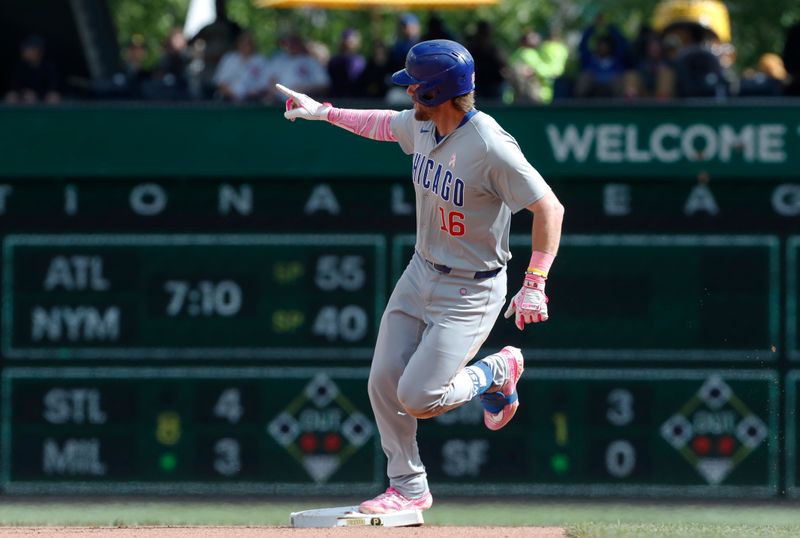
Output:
[391, 39, 475, 106]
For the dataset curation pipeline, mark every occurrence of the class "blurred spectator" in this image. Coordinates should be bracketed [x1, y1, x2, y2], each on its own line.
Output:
[575, 14, 629, 98]
[783, 22, 800, 96]
[213, 31, 271, 102]
[422, 14, 457, 42]
[661, 33, 682, 65]
[4, 35, 61, 104]
[739, 53, 788, 97]
[714, 42, 739, 95]
[267, 34, 329, 101]
[673, 24, 731, 98]
[149, 27, 191, 100]
[328, 28, 366, 98]
[306, 40, 332, 69]
[466, 20, 507, 101]
[121, 35, 152, 99]
[627, 24, 658, 68]
[389, 13, 421, 72]
[358, 40, 390, 99]
[508, 28, 568, 104]
[623, 33, 675, 99]
[191, 0, 243, 98]
[186, 38, 208, 99]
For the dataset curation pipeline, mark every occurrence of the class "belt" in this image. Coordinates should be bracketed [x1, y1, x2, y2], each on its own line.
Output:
[424, 258, 502, 279]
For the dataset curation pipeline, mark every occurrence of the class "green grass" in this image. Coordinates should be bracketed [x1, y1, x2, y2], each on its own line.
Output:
[570, 523, 800, 538]
[0, 501, 293, 526]
[0, 500, 799, 538]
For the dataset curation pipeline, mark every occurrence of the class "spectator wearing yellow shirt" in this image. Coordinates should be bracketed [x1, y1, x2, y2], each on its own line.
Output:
[508, 29, 568, 104]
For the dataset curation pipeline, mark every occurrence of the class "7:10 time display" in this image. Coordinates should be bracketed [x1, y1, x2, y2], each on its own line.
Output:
[3, 234, 386, 359]
[163, 280, 243, 318]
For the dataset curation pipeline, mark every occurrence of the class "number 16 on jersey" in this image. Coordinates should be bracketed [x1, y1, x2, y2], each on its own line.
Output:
[438, 206, 465, 237]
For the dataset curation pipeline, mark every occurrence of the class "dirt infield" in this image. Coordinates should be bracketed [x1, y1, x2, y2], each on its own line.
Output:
[0, 526, 567, 537]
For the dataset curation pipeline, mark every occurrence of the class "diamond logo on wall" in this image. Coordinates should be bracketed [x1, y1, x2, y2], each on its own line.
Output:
[267, 373, 374, 483]
[660, 375, 768, 485]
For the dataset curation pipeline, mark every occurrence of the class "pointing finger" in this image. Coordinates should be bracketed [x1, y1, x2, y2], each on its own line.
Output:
[275, 83, 301, 101]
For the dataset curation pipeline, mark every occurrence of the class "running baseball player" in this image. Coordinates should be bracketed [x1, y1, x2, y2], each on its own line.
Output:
[276, 39, 564, 514]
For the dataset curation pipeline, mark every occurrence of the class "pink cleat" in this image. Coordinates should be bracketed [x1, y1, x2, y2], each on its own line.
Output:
[480, 346, 524, 431]
[358, 487, 433, 514]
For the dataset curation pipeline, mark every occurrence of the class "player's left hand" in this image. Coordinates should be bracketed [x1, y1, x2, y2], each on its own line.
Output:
[504, 273, 548, 330]
[275, 83, 331, 122]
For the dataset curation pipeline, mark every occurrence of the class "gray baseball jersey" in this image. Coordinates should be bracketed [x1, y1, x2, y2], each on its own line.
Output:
[367, 108, 551, 500]
[391, 109, 551, 271]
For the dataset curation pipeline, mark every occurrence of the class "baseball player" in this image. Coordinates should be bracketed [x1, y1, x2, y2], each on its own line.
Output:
[277, 39, 563, 514]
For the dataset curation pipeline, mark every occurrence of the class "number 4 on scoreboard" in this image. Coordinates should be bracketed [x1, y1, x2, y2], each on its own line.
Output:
[214, 388, 243, 424]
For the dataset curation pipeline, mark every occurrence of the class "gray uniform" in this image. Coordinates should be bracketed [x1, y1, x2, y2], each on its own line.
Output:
[367, 109, 550, 497]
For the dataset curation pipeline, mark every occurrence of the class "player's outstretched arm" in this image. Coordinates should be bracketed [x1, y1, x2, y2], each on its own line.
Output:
[504, 191, 565, 330]
[276, 84, 398, 142]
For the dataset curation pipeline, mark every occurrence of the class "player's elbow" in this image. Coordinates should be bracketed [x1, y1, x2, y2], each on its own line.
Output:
[529, 192, 565, 222]
[552, 196, 565, 219]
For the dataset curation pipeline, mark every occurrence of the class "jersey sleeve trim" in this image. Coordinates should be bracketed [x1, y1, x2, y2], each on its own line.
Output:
[510, 189, 550, 214]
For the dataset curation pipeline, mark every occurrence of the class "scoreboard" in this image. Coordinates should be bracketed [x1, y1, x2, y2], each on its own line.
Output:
[420, 370, 777, 497]
[0, 225, 791, 497]
[2, 368, 777, 496]
[4, 232, 779, 362]
[2, 368, 379, 494]
[0, 103, 799, 498]
[3, 234, 385, 359]
[394, 234, 779, 361]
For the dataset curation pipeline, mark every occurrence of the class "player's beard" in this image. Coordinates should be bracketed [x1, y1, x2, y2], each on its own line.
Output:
[414, 102, 433, 121]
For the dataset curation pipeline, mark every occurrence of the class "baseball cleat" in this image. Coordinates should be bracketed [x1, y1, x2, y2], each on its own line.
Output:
[480, 346, 524, 431]
[358, 487, 433, 514]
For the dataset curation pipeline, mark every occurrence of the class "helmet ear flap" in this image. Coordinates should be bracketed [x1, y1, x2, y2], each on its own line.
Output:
[415, 83, 441, 106]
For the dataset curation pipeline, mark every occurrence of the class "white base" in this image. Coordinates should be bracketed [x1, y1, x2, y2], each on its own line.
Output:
[290, 505, 424, 528]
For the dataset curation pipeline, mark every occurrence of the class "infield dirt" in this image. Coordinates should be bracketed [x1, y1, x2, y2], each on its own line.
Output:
[0, 526, 566, 537]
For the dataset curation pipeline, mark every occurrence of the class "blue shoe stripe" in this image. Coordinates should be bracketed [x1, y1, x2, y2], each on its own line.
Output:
[479, 391, 518, 413]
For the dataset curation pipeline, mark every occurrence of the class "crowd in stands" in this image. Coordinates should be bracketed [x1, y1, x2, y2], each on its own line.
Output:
[4, 8, 799, 105]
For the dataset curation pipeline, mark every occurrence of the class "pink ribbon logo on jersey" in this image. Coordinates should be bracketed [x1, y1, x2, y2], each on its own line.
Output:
[449, 154, 457, 168]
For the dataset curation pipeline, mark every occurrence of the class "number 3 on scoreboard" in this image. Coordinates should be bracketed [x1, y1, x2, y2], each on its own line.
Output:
[438, 207, 465, 237]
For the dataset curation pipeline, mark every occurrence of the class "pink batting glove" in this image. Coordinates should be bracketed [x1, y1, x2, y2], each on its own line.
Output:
[504, 273, 549, 330]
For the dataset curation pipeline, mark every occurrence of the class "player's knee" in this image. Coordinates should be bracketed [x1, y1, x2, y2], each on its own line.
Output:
[396, 377, 438, 419]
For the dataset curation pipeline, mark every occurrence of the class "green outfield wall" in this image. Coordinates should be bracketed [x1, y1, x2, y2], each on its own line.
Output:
[0, 103, 798, 179]
[0, 103, 798, 498]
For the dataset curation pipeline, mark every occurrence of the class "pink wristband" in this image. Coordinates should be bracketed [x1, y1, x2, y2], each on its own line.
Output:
[527, 251, 555, 277]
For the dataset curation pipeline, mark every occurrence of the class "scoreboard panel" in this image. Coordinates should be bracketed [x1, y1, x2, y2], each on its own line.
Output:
[394, 234, 780, 361]
[789, 237, 800, 361]
[421, 369, 777, 497]
[2, 234, 385, 359]
[783, 370, 800, 497]
[1, 367, 777, 496]
[1, 367, 380, 494]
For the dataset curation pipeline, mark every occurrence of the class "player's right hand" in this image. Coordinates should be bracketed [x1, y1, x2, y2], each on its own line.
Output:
[275, 84, 331, 122]
[504, 272, 549, 330]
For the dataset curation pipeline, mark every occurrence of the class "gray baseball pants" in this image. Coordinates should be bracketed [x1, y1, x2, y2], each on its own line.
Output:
[367, 252, 508, 498]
